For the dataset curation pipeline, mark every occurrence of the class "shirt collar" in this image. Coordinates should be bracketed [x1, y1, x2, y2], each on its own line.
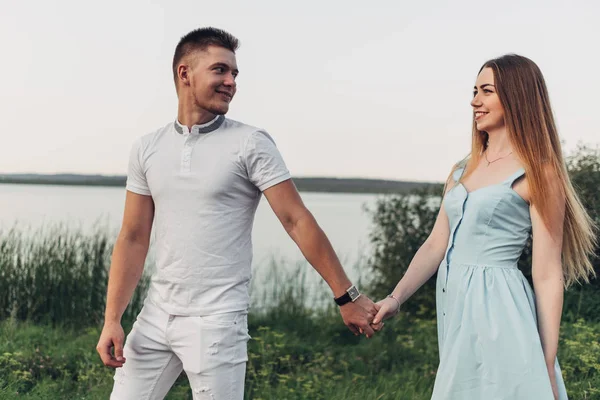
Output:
[174, 115, 225, 135]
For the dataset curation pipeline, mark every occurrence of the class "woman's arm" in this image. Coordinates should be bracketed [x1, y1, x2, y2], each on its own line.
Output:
[530, 173, 565, 399]
[372, 182, 453, 324]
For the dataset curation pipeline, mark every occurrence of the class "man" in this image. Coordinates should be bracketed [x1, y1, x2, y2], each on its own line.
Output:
[96, 27, 381, 400]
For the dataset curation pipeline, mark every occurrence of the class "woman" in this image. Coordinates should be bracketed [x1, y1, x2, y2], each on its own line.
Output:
[372, 54, 597, 399]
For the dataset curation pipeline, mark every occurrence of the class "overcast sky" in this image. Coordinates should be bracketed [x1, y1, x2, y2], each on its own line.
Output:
[2, 0, 599, 182]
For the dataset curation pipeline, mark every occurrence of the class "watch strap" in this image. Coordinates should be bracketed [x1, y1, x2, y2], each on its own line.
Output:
[334, 285, 360, 306]
[334, 292, 352, 306]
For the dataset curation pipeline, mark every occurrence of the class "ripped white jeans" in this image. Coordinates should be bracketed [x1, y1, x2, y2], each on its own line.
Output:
[110, 300, 250, 400]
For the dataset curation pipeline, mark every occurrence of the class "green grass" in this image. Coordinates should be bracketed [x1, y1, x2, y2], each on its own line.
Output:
[0, 313, 437, 400]
[0, 226, 599, 399]
[1, 311, 599, 399]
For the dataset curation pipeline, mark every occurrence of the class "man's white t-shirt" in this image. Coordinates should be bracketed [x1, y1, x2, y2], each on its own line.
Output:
[126, 115, 291, 316]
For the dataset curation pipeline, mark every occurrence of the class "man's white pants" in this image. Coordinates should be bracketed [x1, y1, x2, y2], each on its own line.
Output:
[110, 300, 250, 400]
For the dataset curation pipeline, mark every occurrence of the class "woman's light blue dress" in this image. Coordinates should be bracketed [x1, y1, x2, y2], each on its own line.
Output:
[431, 166, 568, 399]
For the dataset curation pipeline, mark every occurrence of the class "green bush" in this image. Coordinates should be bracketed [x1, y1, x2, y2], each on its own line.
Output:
[520, 145, 600, 321]
[563, 145, 600, 321]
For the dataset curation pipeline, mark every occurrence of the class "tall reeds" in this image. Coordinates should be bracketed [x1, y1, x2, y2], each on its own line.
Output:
[0, 226, 148, 326]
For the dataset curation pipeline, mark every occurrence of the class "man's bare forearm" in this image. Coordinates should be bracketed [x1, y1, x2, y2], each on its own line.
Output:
[285, 210, 351, 298]
[104, 235, 149, 324]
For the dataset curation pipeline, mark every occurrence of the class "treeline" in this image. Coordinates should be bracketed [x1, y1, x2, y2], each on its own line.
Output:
[0, 174, 437, 194]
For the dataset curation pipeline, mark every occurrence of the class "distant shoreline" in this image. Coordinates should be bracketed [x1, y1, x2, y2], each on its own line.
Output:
[0, 174, 441, 194]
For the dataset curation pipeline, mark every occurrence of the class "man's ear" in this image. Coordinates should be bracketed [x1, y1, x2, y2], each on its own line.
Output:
[178, 64, 191, 87]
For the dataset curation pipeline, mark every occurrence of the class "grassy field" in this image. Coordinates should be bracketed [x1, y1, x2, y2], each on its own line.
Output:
[1, 305, 599, 399]
[0, 227, 599, 399]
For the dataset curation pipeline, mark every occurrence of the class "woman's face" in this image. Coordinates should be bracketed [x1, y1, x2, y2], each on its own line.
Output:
[471, 67, 505, 133]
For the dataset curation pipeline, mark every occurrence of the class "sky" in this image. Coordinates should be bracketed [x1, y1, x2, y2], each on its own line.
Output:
[1, 0, 599, 182]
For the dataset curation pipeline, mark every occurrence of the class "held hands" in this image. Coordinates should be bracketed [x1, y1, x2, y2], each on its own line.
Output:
[339, 295, 384, 338]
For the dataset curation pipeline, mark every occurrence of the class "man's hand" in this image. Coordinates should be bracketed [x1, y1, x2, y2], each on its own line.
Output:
[339, 295, 382, 338]
[96, 322, 126, 368]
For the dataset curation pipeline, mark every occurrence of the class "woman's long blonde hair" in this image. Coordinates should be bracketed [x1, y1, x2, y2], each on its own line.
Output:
[463, 54, 597, 286]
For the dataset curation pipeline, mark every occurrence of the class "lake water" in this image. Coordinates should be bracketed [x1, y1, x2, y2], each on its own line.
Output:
[0, 183, 383, 303]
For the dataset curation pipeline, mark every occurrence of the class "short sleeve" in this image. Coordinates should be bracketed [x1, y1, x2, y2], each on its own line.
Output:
[126, 138, 151, 196]
[244, 130, 291, 192]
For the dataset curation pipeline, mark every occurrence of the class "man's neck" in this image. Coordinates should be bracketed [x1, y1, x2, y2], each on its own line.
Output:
[177, 103, 218, 130]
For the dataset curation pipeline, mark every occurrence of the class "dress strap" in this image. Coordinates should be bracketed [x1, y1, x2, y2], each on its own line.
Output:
[503, 168, 526, 187]
[451, 166, 466, 182]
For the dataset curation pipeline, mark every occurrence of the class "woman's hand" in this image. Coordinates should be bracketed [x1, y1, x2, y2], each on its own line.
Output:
[371, 296, 401, 325]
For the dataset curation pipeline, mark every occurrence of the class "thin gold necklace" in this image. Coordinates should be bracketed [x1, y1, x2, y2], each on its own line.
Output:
[484, 150, 513, 167]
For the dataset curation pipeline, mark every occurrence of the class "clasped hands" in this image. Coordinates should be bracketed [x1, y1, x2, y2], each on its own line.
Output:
[338, 295, 401, 338]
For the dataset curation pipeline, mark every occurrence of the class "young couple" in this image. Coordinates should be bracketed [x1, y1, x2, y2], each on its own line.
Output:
[96, 27, 596, 400]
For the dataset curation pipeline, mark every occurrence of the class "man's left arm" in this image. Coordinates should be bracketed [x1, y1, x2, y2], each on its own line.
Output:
[263, 179, 381, 337]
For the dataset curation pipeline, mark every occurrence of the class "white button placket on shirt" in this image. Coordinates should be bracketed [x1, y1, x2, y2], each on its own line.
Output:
[175, 116, 224, 174]
[181, 133, 200, 174]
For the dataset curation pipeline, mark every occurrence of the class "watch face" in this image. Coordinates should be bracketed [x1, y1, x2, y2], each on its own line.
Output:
[348, 286, 360, 301]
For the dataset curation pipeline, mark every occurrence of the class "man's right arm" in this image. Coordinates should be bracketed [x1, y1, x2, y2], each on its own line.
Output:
[96, 191, 154, 368]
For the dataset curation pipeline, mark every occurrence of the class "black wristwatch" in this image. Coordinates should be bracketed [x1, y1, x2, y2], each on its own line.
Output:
[334, 285, 361, 306]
